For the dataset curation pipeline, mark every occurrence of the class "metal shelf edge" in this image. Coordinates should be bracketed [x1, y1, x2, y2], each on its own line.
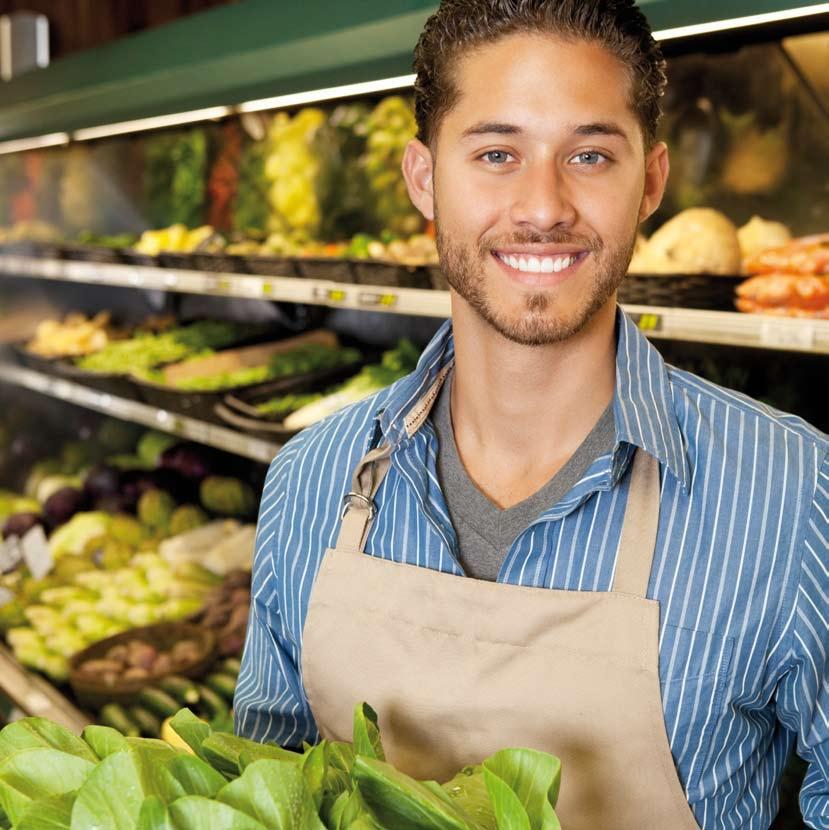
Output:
[0, 363, 281, 463]
[2, 257, 829, 353]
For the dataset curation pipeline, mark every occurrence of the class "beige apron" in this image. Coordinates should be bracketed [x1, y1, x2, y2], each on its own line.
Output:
[301, 372, 700, 830]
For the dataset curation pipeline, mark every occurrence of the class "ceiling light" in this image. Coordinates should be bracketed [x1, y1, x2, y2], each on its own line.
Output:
[653, 3, 829, 40]
[72, 105, 232, 141]
[237, 74, 417, 114]
[0, 131, 69, 155]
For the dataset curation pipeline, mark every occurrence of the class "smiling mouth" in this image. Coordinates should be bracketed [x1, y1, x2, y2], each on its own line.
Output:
[493, 250, 588, 274]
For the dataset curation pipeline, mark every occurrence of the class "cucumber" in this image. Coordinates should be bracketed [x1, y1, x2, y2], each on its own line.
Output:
[100, 703, 140, 737]
[219, 657, 241, 676]
[128, 705, 162, 738]
[158, 675, 200, 705]
[137, 687, 180, 719]
[195, 684, 228, 720]
[204, 672, 237, 702]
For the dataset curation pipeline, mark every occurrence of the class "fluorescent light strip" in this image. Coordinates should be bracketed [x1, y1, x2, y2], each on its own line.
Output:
[72, 105, 232, 141]
[0, 132, 69, 155]
[237, 73, 417, 113]
[653, 3, 829, 40]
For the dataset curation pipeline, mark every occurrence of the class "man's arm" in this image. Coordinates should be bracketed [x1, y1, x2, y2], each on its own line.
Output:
[775, 450, 829, 828]
[234, 443, 318, 748]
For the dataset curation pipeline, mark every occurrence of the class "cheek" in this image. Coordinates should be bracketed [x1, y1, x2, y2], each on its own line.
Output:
[436, 158, 503, 235]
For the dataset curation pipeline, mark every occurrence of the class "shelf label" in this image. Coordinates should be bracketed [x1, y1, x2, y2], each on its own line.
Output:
[357, 291, 398, 309]
[21, 526, 52, 580]
[0, 538, 22, 575]
[311, 286, 347, 304]
[759, 321, 815, 350]
[631, 312, 663, 332]
[261, 281, 274, 296]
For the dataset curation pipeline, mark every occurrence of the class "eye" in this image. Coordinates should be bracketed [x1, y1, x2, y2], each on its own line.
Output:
[480, 150, 514, 165]
[570, 151, 608, 166]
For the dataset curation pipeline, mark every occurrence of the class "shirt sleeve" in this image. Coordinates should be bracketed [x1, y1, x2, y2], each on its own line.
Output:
[774, 448, 829, 828]
[233, 441, 319, 748]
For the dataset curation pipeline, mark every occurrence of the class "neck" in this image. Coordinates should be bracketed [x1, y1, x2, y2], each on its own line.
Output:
[447, 297, 617, 507]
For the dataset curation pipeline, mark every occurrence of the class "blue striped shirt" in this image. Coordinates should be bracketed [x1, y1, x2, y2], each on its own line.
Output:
[236, 309, 829, 829]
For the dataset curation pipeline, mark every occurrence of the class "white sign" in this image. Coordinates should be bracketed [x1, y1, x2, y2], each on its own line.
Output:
[21, 525, 52, 580]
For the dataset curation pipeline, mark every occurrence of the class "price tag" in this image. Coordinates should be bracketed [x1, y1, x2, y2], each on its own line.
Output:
[0, 587, 14, 608]
[21, 526, 52, 580]
[633, 312, 662, 332]
[759, 321, 815, 350]
[0, 537, 21, 574]
[261, 281, 274, 296]
[357, 291, 398, 309]
[312, 286, 346, 304]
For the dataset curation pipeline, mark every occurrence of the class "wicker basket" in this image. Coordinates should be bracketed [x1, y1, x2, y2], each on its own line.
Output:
[620, 274, 742, 311]
[68, 622, 216, 708]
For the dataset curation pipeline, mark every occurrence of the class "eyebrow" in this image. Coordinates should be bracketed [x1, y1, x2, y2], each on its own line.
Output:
[460, 120, 631, 143]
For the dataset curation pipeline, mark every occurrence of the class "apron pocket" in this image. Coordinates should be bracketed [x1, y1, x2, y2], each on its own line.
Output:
[659, 624, 735, 797]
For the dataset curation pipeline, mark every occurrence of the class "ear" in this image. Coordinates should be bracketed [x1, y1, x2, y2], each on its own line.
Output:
[401, 138, 435, 221]
[638, 141, 669, 223]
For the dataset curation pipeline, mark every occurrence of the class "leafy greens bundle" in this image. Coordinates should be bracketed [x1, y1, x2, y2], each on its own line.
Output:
[0, 703, 562, 829]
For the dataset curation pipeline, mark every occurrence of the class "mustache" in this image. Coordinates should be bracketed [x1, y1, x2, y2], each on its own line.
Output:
[480, 230, 602, 252]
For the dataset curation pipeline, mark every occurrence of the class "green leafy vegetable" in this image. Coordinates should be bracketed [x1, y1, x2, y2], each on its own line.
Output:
[1, 704, 562, 830]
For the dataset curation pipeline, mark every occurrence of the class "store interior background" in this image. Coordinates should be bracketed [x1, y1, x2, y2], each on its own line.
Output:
[0, 4, 826, 828]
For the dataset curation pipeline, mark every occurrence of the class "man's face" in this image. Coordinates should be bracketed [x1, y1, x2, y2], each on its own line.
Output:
[404, 34, 668, 346]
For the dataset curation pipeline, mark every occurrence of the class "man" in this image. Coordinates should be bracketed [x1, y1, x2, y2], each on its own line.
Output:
[235, 1, 829, 827]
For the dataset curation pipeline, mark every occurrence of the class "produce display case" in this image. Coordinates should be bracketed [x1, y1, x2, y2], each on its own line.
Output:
[0, 2, 826, 828]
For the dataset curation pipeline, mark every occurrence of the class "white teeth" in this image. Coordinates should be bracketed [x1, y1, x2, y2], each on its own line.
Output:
[498, 252, 578, 273]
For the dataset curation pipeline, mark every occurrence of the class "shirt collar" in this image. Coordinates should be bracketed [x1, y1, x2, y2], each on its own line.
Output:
[377, 309, 690, 492]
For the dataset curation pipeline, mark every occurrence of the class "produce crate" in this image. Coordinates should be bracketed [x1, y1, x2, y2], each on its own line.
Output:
[68, 622, 216, 709]
[53, 360, 141, 399]
[427, 264, 450, 291]
[10, 342, 66, 377]
[295, 257, 356, 283]
[120, 250, 160, 268]
[352, 260, 431, 289]
[620, 273, 743, 311]
[59, 244, 123, 264]
[214, 362, 368, 441]
[190, 252, 245, 274]
[132, 329, 357, 422]
[240, 255, 299, 278]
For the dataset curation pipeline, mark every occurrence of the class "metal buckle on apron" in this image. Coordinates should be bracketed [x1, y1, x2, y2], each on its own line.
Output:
[340, 492, 376, 520]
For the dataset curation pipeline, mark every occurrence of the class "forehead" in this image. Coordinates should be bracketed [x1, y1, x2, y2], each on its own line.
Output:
[445, 33, 638, 136]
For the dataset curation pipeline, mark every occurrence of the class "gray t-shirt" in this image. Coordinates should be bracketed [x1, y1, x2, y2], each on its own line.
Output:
[432, 370, 616, 581]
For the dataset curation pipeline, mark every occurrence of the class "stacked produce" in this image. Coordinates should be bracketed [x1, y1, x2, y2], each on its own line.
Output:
[144, 129, 208, 229]
[737, 233, 829, 318]
[74, 320, 263, 374]
[233, 138, 269, 235]
[360, 96, 423, 236]
[0, 703, 563, 829]
[25, 312, 125, 358]
[0, 423, 258, 682]
[140, 341, 362, 392]
[265, 108, 330, 237]
[132, 224, 220, 256]
[207, 123, 242, 232]
[98, 655, 241, 738]
[254, 339, 420, 430]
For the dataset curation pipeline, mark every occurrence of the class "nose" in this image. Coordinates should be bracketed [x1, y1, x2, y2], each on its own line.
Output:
[509, 162, 577, 232]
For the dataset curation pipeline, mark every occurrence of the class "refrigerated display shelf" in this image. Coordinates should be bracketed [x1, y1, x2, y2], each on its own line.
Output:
[3, 255, 829, 354]
[0, 363, 281, 463]
[0, 644, 90, 732]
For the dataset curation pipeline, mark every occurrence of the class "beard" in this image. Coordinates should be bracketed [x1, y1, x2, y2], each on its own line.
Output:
[436, 218, 637, 347]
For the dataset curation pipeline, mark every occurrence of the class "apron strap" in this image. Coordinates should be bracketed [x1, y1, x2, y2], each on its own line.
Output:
[611, 449, 661, 596]
[336, 365, 454, 554]
[335, 445, 393, 553]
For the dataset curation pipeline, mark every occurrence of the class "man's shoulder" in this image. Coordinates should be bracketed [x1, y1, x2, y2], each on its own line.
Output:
[666, 363, 828, 454]
[270, 378, 407, 484]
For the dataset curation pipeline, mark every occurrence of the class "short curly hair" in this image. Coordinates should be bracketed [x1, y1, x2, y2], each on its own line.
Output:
[413, 0, 667, 149]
